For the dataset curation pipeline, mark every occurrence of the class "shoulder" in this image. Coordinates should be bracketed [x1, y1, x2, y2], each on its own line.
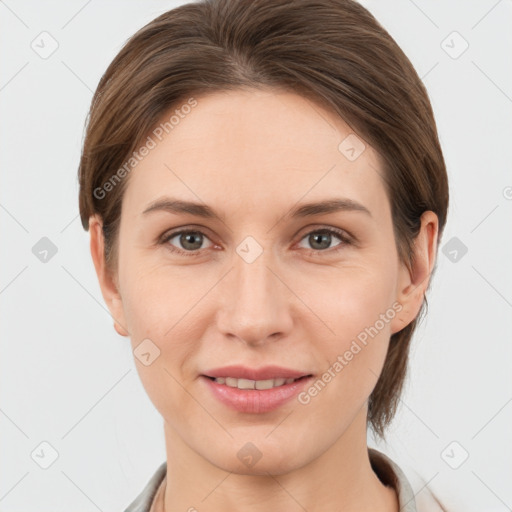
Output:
[369, 448, 446, 512]
[123, 462, 167, 512]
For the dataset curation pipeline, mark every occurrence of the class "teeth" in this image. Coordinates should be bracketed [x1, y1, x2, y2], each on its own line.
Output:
[214, 376, 299, 389]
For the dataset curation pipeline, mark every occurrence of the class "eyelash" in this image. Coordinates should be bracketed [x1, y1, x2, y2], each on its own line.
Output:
[159, 227, 353, 257]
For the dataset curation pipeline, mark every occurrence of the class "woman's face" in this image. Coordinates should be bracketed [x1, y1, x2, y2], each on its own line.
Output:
[92, 88, 433, 474]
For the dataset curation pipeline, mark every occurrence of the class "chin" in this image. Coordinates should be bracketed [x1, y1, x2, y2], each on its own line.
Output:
[220, 454, 303, 477]
[200, 437, 311, 477]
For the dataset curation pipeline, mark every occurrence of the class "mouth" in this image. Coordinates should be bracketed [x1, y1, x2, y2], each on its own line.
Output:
[200, 365, 314, 413]
[203, 374, 312, 390]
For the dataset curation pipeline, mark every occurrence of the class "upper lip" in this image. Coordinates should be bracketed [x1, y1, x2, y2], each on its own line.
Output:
[202, 365, 312, 381]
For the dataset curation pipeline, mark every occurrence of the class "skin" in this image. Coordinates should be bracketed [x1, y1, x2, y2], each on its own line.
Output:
[90, 88, 438, 512]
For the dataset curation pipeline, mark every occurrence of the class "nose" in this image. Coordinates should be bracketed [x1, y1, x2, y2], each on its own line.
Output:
[215, 246, 294, 347]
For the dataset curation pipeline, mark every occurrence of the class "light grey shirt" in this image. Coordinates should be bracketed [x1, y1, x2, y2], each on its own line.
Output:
[123, 448, 426, 511]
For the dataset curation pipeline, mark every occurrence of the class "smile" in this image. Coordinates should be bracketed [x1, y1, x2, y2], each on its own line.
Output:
[201, 374, 314, 414]
[208, 376, 307, 390]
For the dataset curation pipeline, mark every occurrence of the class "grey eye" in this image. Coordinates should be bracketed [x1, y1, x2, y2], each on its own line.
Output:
[166, 231, 212, 252]
[298, 230, 344, 251]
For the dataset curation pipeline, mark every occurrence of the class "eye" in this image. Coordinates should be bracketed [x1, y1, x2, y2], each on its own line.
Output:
[297, 227, 351, 253]
[161, 229, 213, 256]
[159, 226, 352, 257]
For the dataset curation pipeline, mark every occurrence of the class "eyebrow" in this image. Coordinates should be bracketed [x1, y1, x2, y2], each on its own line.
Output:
[142, 197, 372, 220]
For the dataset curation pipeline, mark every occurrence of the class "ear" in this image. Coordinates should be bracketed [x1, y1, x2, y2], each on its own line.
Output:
[390, 211, 439, 335]
[89, 214, 129, 337]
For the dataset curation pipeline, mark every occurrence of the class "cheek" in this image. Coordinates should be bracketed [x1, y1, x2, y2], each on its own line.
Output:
[303, 262, 398, 394]
[119, 261, 214, 400]
[119, 269, 204, 418]
[338, 276, 396, 340]
[300, 258, 398, 340]
[118, 249, 196, 337]
[122, 274, 201, 367]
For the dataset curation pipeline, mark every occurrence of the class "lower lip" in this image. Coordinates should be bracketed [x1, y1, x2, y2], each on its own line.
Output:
[201, 375, 313, 413]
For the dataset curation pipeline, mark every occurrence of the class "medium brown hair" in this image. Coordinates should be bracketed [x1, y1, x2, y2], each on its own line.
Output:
[78, 0, 449, 439]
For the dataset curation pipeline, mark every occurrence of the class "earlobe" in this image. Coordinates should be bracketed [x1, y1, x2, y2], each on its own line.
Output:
[114, 320, 129, 337]
[89, 214, 130, 338]
[390, 211, 439, 335]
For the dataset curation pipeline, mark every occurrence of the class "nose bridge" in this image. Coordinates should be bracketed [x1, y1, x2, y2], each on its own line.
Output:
[216, 238, 291, 345]
[234, 248, 274, 305]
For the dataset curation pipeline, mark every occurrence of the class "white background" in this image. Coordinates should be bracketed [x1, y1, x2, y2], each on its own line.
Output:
[0, 1, 511, 511]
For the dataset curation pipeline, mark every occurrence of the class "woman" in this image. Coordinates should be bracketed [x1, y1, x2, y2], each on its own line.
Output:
[78, 0, 449, 510]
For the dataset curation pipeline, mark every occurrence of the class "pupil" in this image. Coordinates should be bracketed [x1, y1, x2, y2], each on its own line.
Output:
[182, 232, 202, 250]
[311, 232, 330, 250]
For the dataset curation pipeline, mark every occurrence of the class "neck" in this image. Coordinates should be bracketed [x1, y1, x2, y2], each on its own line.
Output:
[161, 407, 398, 512]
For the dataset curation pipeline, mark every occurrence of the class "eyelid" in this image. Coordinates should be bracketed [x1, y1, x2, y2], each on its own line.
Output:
[293, 225, 353, 254]
[159, 227, 216, 256]
[159, 224, 354, 256]
[295, 224, 353, 243]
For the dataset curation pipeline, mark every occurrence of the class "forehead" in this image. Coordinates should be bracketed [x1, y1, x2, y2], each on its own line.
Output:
[123, 88, 389, 219]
